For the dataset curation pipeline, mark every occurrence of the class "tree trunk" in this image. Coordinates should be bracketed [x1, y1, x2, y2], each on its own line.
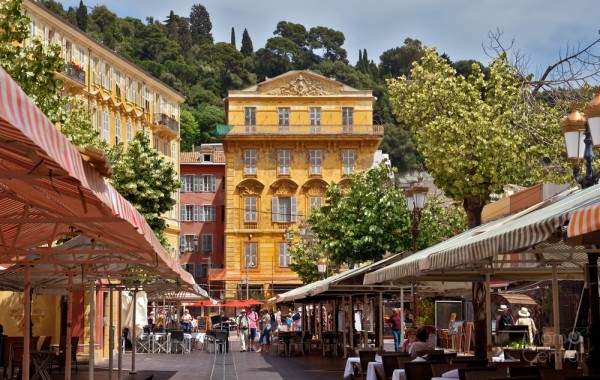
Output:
[463, 196, 486, 359]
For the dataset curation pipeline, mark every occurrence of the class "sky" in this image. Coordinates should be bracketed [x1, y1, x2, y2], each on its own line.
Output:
[59, 0, 599, 77]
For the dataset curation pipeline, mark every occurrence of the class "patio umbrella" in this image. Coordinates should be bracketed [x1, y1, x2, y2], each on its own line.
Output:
[246, 298, 263, 305]
[222, 300, 250, 307]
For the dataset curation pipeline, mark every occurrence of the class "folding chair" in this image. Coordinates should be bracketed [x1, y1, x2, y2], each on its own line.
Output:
[152, 333, 169, 353]
[135, 333, 151, 353]
[170, 331, 186, 354]
[214, 329, 229, 354]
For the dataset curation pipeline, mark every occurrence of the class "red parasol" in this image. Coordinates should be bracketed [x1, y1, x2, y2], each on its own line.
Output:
[222, 300, 250, 307]
[184, 301, 222, 307]
[245, 298, 263, 305]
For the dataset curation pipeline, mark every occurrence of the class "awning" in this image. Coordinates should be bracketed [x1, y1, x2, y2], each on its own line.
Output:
[491, 293, 537, 306]
[365, 185, 600, 285]
[270, 253, 405, 303]
[0, 67, 200, 295]
[568, 201, 600, 237]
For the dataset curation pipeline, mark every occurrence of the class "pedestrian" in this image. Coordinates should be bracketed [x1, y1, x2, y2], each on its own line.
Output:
[181, 309, 192, 333]
[247, 306, 259, 351]
[286, 312, 293, 329]
[388, 308, 404, 351]
[497, 305, 514, 331]
[236, 309, 250, 352]
[292, 309, 302, 331]
[257, 308, 271, 353]
[516, 307, 537, 345]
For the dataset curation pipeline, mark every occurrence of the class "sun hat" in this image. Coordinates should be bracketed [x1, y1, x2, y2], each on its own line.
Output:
[498, 305, 508, 312]
[518, 307, 530, 317]
[240, 309, 246, 313]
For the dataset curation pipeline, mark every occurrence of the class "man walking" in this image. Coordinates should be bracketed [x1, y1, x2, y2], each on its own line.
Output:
[388, 308, 403, 351]
[247, 306, 259, 351]
[236, 309, 250, 352]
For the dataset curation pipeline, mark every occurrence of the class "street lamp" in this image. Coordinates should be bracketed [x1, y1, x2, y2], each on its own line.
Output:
[245, 234, 255, 300]
[317, 258, 328, 280]
[404, 179, 428, 326]
[560, 94, 600, 375]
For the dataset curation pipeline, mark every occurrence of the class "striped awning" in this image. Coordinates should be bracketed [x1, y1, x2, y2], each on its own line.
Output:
[365, 185, 600, 285]
[0, 68, 200, 295]
[568, 201, 600, 237]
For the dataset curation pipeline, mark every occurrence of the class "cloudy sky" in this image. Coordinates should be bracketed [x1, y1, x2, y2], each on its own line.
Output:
[60, 0, 598, 76]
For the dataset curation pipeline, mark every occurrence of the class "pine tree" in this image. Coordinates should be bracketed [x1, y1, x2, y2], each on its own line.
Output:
[230, 27, 236, 47]
[189, 4, 213, 46]
[240, 28, 253, 57]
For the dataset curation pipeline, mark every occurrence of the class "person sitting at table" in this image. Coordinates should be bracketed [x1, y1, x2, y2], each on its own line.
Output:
[401, 328, 417, 353]
[423, 325, 437, 349]
[407, 327, 431, 358]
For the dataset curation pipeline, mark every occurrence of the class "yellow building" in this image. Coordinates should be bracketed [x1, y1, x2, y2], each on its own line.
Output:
[220, 71, 383, 300]
[22, 0, 184, 250]
[0, 0, 185, 361]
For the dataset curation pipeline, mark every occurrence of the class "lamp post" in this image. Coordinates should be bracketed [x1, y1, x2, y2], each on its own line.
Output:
[560, 94, 600, 375]
[317, 258, 328, 280]
[404, 179, 428, 325]
[245, 234, 255, 300]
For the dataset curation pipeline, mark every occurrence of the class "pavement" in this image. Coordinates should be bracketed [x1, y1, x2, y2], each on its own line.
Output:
[60, 333, 377, 380]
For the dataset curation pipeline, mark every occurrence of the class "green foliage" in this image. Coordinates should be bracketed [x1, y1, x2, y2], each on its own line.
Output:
[189, 4, 213, 46]
[379, 38, 424, 78]
[108, 131, 181, 247]
[0, 0, 68, 123]
[240, 28, 253, 57]
[179, 105, 199, 151]
[419, 298, 435, 326]
[288, 230, 323, 284]
[418, 195, 467, 248]
[387, 48, 570, 215]
[75, 0, 87, 31]
[308, 163, 411, 265]
[60, 99, 108, 150]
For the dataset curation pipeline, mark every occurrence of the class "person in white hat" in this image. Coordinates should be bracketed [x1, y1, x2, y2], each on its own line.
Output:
[515, 307, 537, 345]
[236, 309, 250, 352]
[497, 305, 514, 332]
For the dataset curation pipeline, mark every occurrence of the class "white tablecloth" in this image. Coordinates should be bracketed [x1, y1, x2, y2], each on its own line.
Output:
[392, 369, 406, 380]
[365, 362, 384, 380]
[343, 357, 360, 378]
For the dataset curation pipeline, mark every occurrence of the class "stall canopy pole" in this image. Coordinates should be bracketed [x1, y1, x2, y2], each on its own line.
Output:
[89, 280, 95, 380]
[66, 276, 73, 380]
[552, 264, 563, 369]
[130, 290, 137, 374]
[108, 285, 114, 380]
[117, 289, 123, 380]
[485, 273, 492, 361]
[23, 264, 31, 380]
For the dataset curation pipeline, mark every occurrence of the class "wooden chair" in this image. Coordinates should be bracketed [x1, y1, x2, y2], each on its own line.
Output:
[415, 348, 444, 357]
[7, 337, 36, 379]
[509, 366, 540, 378]
[540, 368, 583, 380]
[352, 349, 377, 380]
[465, 371, 505, 380]
[404, 361, 434, 380]
[378, 354, 404, 379]
[458, 367, 498, 380]
[39, 336, 52, 351]
[428, 351, 457, 363]
[431, 362, 470, 377]
[52, 336, 79, 373]
[503, 348, 523, 361]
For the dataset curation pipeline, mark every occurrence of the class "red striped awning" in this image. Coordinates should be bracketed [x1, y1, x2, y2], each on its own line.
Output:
[0, 67, 200, 294]
[568, 202, 600, 237]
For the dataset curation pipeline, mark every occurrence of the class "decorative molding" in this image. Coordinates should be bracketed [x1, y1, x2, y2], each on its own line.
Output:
[270, 179, 298, 196]
[262, 74, 340, 96]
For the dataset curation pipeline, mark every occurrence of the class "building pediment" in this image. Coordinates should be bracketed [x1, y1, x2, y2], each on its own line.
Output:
[258, 72, 344, 96]
[237, 179, 265, 195]
[301, 179, 329, 195]
[270, 179, 299, 196]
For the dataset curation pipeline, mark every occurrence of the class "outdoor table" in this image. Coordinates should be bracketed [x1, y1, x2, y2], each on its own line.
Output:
[365, 360, 384, 380]
[151, 333, 170, 353]
[343, 356, 360, 378]
[392, 369, 407, 380]
[277, 331, 295, 357]
[30, 350, 54, 380]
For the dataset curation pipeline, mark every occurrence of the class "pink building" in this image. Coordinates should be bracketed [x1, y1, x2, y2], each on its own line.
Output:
[180, 144, 225, 300]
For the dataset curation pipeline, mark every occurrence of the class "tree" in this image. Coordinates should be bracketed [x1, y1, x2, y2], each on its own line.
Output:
[189, 4, 213, 46]
[240, 28, 253, 57]
[0, 0, 69, 123]
[387, 47, 569, 358]
[289, 164, 466, 283]
[59, 99, 108, 151]
[75, 0, 87, 31]
[379, 38, 424, 78]
[108, 131, 181, 247]
[179, 105, 199, 151]
[308, 26, 347, 62]
[308, 163, 411, 266]
[230, 27, 235, 47]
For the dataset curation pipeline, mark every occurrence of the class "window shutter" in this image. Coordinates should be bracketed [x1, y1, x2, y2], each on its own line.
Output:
[211, 206, 216, 221]
[193, 175, 199, 192]
[291, 197, 297, 222]
[272, 197, 279, 222]
[193, 205, 199, 222]
[179, 235, 185, 252]
[210, 176, 216, 192]
[180, 205, 186, 221]
[193, 234, 199, 252]
[180, 177, 185, 192]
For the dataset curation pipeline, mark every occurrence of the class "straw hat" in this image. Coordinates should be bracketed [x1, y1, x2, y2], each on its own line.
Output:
[240, 309, 246, 313]
[518, 307, 530, 317]
[498, 305, 508, 312]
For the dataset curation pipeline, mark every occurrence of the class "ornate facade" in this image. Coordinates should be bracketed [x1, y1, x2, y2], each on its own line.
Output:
[220, 71, 383, 300]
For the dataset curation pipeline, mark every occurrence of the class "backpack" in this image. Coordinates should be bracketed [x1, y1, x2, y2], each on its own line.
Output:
[292, 312, 301, 321]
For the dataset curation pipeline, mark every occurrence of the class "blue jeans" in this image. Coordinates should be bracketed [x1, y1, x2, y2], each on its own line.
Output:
[392, 329, 401, 352]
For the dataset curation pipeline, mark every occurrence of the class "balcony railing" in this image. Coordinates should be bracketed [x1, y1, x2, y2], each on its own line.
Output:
[223, 124, 384, 137]
[153, 113, 179, 133]
[65, 62, 86, 85]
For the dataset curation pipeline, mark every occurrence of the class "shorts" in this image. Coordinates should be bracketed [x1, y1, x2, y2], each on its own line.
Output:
[250, 328, 257, 340]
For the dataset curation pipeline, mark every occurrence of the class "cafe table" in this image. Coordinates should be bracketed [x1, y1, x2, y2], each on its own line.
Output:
[30, 350, 55, 380]
[364, 354, 383, 380]
[276, 331, 295, 357]
[343, 356, 360, 378]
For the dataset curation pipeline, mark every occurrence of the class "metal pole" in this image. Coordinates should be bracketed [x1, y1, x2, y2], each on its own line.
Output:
[586, 252, 600, 375]
[117, 289, 122, 380]
[66, 276, 73, 380]
[130, 290, 137, 374]
[89, 280, 95, 380]
[23, 264, 31, 380]
[108, 285, 114, 380]
[552, 264, 562, 370]
[485, 273, 492, 361]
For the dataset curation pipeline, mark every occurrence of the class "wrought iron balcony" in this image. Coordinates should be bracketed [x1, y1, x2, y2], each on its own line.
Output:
[65, 62, 86, 85]
[153, 113, 179, 133]
[221, 124, 384, 137]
